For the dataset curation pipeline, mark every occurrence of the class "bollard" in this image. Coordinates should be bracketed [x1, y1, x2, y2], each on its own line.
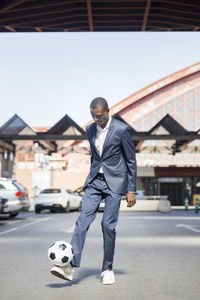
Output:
[195, 198, 199, 213]
[184, 198, 189, 211]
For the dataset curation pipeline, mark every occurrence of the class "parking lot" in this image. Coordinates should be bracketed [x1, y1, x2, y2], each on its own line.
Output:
[1, 210, 200, 300]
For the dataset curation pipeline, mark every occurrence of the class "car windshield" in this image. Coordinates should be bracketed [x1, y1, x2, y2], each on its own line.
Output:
[0, 181, 17, 191]
[41, 189, 61, 194]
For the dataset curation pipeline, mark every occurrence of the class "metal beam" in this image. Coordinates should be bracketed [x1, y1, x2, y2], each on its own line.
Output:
[0, 134, 88, 140]
[35, 27, 42, 32]
[4, 25, 16, 31]
[0, 0, 27, 13]
[0, 140, 14, 151]
[86, 0, 93, 31]
[142, 0, 151, 31]
[0, 133, 199, 141]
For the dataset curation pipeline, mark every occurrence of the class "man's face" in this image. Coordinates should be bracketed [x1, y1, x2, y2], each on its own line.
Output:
[90, 105, 109, 128]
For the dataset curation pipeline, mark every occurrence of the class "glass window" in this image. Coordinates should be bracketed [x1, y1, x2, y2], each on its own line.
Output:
[154, 106, 163, 123]
[133, 120, 142, 131]
[165, 100, 174, 115]
[197, 94, 200, 106]
[144, 113, 153, 130]
[176, 105, 184, 118]
[0, 181, 17, 190]
[194, 177, 200, 194]
[183, 177, 192, 199]
[41, 189, 61, 194]
[66, 189, 73, 194]
[186, 104, 193, 116]
[196, 116, 200, 129]
[176, 96, 184, 108]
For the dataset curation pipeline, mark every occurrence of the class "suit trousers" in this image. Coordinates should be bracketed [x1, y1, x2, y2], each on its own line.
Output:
[71, 174, 122, 271]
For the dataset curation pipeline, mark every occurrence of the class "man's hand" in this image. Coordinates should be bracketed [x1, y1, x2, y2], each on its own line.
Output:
[126, 192, 136, 207]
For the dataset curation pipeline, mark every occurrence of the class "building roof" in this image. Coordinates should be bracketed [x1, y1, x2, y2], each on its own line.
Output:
[0, 114, 87, 154]
[110, 62, 200, 115]
[0, 0, 200, 32]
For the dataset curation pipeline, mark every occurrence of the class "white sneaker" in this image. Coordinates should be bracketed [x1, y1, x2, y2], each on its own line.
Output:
[50, 264, 74, 281]
[101, 270, 115, 285]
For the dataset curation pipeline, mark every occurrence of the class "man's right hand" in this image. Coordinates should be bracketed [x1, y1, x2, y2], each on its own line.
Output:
[126, 192, 136, 207]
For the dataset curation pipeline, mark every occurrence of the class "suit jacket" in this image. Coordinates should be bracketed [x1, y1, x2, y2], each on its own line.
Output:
[83, 117, 137, 194]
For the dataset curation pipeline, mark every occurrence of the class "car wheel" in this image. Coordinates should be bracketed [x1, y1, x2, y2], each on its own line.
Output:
[65, 202, 70, 213]
[35, 206, 41, 214]
[50, 208, 56, 213]
[9, 212, 19, 218]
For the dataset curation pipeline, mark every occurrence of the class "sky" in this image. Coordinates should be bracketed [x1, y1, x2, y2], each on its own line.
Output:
[0, 32, 200, 129]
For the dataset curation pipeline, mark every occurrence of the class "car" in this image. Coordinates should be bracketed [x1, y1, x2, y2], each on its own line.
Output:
[99, 190, 145, 212]
[0, 196, 8, 216]
[12, 180, 30, 211]
[34, 188, 82, 213]
[98, 199, 105, 212]
[0, 178, 26, 218]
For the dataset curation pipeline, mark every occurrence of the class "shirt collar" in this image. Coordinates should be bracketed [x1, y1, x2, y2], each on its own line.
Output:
[97, 116, 111, 132]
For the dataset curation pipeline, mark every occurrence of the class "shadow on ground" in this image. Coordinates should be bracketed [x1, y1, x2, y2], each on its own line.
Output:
[47, 267, 126, 288]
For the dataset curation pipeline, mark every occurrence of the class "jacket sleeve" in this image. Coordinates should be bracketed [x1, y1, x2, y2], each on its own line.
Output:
[121, 126, 137, 193]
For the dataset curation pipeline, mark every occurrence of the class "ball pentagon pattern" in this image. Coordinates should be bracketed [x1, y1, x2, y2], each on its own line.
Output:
[48, 241, 74, 267]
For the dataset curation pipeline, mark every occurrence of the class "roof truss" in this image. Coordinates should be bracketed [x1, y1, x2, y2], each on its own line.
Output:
[0, 113, 199, 155]
[0, 0, 200, 32]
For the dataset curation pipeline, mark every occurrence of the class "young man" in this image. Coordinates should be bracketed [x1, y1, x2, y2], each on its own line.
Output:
[51, 97, 137, 284]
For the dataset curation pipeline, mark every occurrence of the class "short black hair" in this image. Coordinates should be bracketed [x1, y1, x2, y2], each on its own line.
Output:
[90, 97, 109, 111]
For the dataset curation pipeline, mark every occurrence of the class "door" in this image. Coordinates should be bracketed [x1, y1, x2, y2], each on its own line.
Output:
[160, 182, 184, 206]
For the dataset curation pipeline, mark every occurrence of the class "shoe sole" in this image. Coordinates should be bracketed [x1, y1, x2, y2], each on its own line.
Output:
[50, 270, 72, 281]
[103, 281, 115, 285]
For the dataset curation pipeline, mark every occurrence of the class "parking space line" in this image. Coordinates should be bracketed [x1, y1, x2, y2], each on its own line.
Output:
[0, 217, 52, 236]
[175, 223, 200, 232]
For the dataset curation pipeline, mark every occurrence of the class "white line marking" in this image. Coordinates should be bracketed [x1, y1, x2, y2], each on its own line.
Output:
[120, 216, 200, 220]
[118, 236, 200, 246]
[175, 224, 200, 232]
[0, 217, 52, 236]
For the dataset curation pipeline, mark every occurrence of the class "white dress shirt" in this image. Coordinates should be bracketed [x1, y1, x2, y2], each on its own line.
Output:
[95, 116, 112, 173]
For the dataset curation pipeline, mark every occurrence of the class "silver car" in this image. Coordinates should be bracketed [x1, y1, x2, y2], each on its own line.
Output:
[0, 178, 24, 218]
[12, 180, 30, 211]
[35, 188, 82, 213]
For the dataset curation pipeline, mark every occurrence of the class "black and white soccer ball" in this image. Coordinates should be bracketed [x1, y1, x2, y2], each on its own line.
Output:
[48, 241, 74, 267]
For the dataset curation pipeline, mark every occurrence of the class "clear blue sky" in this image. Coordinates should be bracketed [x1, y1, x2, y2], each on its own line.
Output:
[0, 32, 200, 128]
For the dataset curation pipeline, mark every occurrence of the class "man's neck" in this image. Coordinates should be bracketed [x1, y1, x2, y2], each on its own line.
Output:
[99, 116, 110, 129]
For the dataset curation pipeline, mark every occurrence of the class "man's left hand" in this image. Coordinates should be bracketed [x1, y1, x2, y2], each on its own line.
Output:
[126, 192, 136, 207]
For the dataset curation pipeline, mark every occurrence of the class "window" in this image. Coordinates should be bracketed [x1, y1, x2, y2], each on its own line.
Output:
[41, 189, 61, 194]
[0, 181, 17, 190]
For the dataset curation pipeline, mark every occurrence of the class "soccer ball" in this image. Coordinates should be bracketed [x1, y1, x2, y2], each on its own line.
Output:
[48, 241, 74, 267]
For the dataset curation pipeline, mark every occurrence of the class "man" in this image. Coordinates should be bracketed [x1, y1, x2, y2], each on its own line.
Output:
[51, 97, 137, 284]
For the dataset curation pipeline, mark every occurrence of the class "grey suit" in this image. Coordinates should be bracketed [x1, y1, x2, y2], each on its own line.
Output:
[84, 118, 137, 193]
[71, 117, 137, 271]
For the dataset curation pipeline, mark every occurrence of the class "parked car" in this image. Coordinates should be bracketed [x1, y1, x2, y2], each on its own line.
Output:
[0, 196, 8, 217]
[98, 199, 105, 212]
[34, 188, 82, 213]
[99, 190, 145, 212]
[12, 180, 30, 211]
[0, 178, 27, 218]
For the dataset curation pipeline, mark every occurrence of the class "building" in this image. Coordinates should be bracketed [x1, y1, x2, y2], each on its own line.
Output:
[109, 62, 200, 206]
[1, 63, 200, 208]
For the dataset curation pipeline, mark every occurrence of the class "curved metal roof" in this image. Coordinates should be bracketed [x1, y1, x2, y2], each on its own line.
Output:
[0, 0, 200, 32]
[110, 62, 200, 115]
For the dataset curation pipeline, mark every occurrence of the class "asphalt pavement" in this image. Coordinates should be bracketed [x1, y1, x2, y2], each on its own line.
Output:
[0, 209, 200, 300]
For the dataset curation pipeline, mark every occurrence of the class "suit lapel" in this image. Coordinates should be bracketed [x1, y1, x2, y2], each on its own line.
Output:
[101, 118, 114, 156]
